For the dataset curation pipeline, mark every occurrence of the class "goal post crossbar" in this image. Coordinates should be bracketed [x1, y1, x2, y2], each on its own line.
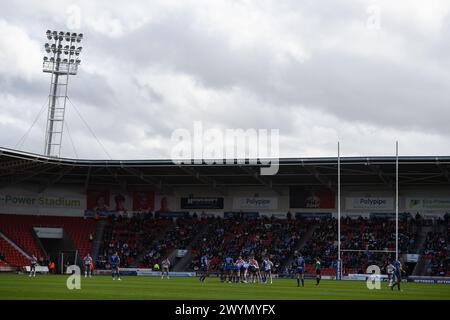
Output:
[340, 249, 396, 253]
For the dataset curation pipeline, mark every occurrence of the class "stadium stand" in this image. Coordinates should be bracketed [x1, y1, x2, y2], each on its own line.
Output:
[0, 214, 96, 264]
[188, 216, 310, 273]
[97, 214, 202, 268]
[423, 219, 450, 276]
[1, 211, 448, 277]
[0, 236, 28, 267]
[300, 218, 338, 275]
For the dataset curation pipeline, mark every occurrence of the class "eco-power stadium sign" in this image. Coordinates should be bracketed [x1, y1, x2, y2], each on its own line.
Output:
[345, 197, 394, 210]
[0, 193, 83, 210]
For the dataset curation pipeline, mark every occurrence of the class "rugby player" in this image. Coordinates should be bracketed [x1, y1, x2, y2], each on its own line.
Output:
[161, 258, 171, 279]
[29, 254, 38, 277]
[199, 254, 209, 282]
[110, 251, 121, 281]
[294, 253, 305, 287]
[83, 253, 93, 278]
[261, 256, 274, 284]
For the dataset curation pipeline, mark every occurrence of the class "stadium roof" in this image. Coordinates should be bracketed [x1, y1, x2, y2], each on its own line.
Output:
[1, 147, 450, 194]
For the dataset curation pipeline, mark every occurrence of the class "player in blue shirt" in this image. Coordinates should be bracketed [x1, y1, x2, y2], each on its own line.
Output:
[199, 254, 209, 282]
[391, 259, 403, 291]
[224, 256, 234, 283]
[110, 251, 121, 281]
[294, 254, 305, 287]
[235, 256, 245, 283]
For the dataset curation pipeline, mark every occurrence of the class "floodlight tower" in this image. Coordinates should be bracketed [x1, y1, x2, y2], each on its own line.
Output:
[42, 30, 83, 157]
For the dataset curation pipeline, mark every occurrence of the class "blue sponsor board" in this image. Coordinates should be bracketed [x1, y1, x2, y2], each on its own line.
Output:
[224, 211, 259, 219]
[369, 212, 410, 219]
[119, 269, 138, 276]
[156, 211, 189, 218]
[295, 212, 332, 219]
[407, 276, 450, 284]
[84, 210, 114, 217]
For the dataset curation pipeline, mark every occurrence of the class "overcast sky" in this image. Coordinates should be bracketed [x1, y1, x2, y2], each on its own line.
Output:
[0, 0, 449, 159]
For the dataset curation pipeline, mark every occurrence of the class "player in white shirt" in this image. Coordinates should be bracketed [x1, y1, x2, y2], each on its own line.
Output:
[248, 256, 261, 283]
[261, 257, 274, 284]
[242, 258, 250, 283]
[235, 256, 245, 283]
[29, 254, 38, 277]
[161, 258, 171, 279]
[83, 253, 93, 278]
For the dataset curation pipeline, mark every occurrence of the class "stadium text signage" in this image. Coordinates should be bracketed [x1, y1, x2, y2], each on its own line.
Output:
[345, 197, 394, 210]
[406, 198, 450, 210]
[0, 193, 82, 209]
[232, 197, 278, 210]
[180, 197, 224, 209]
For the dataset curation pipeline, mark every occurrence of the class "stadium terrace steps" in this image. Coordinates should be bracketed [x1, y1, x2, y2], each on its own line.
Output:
[135, 220, 174, 265]
[412, 225, 433, 276]
[295, 223, 317, 253]
[0, 232, 30, 267]
[91, 219, 107, 261]
[276, 221, 316, 272]
[172, 223, 209, 272]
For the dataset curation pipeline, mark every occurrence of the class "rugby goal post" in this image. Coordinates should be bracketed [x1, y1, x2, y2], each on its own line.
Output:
[336, 142, 400, 280]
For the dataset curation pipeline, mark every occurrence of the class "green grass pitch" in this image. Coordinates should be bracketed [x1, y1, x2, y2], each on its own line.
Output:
[0, 274, 449, 300]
